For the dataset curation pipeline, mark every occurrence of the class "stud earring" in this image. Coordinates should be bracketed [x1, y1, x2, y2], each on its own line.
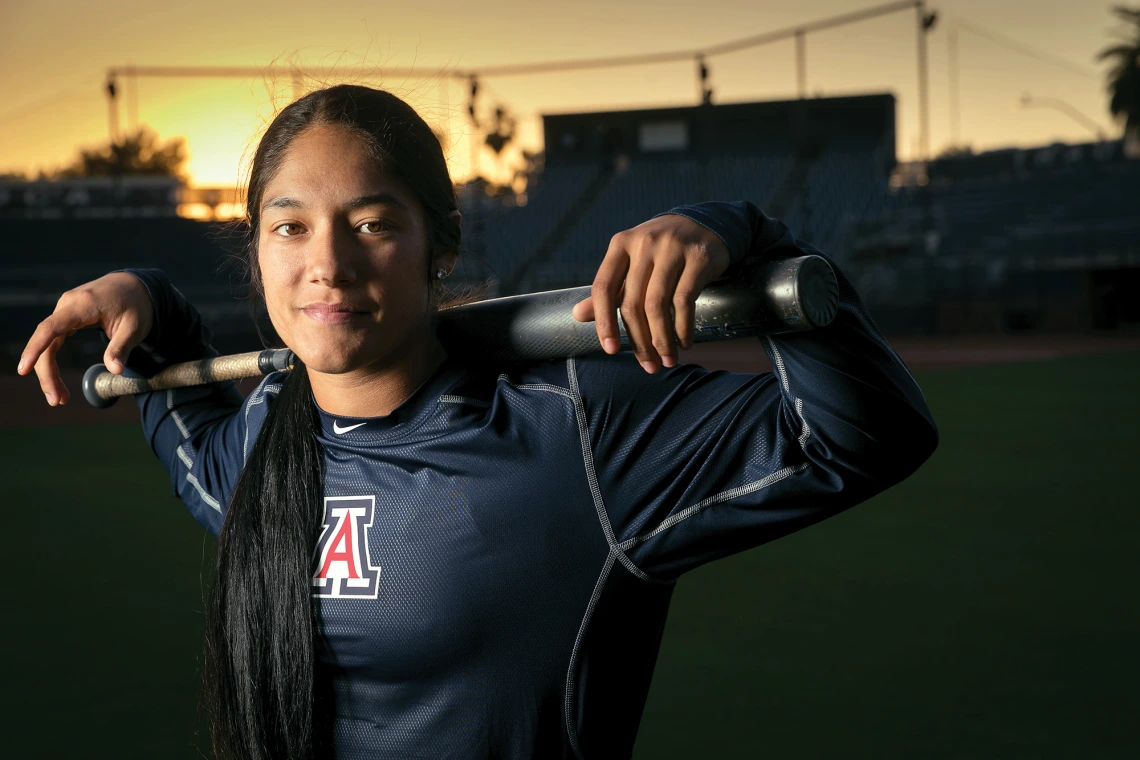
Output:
[436, 268, 446, 280]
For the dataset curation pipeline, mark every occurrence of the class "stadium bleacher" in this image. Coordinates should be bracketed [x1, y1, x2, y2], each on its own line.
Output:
[923, 159, 1140, 260]
[783, 135, 892, 257]
[5, 96, 1140, 369]
[502, 148, 796, 292]
[469, 164, 601, 285]
[0, 218, 263, 371]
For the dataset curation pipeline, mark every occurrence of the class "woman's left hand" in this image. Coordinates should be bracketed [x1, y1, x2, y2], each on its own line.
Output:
[572, 214, 731, 373]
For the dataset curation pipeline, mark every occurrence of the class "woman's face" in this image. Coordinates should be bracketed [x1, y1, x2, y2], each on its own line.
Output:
[257, 124, 443, 375]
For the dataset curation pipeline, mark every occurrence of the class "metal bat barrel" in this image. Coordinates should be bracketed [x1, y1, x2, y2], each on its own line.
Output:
[82, 254, 838, 407]
[437, 254, 837, 362]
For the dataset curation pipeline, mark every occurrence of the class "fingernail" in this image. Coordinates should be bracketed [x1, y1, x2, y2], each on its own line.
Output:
[603, 338, 618, 354]
[17, 358, 26, 374]
[640, 360, 657, 373]
[662, 356, 676, 368]
[45, 392, 54, 405]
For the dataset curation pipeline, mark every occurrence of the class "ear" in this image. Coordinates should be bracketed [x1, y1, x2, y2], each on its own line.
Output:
[433, 211, 462, 278]
[432, 249, 459, 278]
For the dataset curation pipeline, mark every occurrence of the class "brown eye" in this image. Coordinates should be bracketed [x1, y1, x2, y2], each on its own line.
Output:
[358, 220, 389, 234]
[274, 223, 303, 237]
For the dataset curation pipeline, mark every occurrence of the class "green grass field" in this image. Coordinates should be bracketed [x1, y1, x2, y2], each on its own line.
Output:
[2, 352, 1138, 758]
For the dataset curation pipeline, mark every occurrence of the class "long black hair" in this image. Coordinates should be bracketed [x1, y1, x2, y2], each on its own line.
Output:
[203, 85, 461, 759]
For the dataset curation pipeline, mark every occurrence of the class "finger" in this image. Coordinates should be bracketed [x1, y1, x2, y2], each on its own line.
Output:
[673, 261, 708, 350]
[18, 311, 78, 377]
[34, 335, 68, 405]
[620, 252, 659, 373]
[18, 285, 106, 374]
[103, 310, 142, 375]
[644, 253, 685, 368]
[590, 237, 631, 354]
[571, 294, 595, 323]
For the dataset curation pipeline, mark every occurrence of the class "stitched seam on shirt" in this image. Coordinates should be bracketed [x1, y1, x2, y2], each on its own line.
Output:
[175, 428, 222, 513]
[497, 373, 576, 399]
[767, 337, 811, 453]
[438, 394, 492, 408]
[565, 358, 662, 585]
[241, 382, 281, 465]
[167, 389, 190, 439]
[796, 397, 810, 449]
[186, 472, 222, 512]
[242, 387, 264, 466]
[565, 549, 616, 760]
[616, 340, 813, 559]
[617, 462, 810, 552]
[168, 388, 224, 511]
[769, 338, 790, 392]
[496, 368, 657, 584]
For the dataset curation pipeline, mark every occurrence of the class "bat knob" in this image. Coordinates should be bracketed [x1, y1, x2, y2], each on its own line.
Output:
[82, 364, 118, 408]
[797, 255, 840, 328]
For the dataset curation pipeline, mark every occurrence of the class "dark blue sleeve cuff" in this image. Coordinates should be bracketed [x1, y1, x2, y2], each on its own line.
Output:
[99, 268, 214, 375]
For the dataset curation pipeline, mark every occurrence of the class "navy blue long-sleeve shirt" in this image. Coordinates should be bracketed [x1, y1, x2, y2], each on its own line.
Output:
[119, 202, 937, 759]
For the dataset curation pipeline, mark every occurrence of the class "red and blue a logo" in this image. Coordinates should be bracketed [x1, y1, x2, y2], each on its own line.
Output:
[312, 495, 381, 599]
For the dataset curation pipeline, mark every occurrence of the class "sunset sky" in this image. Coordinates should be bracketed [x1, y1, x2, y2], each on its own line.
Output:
[0, 0, 1124, 187]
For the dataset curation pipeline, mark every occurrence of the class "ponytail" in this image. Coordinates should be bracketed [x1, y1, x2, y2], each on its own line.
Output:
[203, 360, 329, 758]
[202, 83, 462, 759]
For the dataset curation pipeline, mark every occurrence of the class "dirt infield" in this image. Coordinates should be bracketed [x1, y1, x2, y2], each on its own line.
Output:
[681, 332, 1140, 375]
[4, 333, 1139, 429]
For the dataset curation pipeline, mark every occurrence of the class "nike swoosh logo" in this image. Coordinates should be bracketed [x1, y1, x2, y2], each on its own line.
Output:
[332, 421, 367, 434]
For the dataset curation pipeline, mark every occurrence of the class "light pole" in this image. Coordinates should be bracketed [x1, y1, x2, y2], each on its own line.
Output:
[795, 29, 807, 98]
[105, 75, 119, 142]
[916, 2, 938, 161]
[948, 26, 960, 147]
[1014, 93, 1107, 141]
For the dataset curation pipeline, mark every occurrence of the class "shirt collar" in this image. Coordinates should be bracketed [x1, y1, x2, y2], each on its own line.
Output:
[311, 355, 467, 441]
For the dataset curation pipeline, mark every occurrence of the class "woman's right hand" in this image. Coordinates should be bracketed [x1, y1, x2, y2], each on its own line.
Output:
[16, 272, 154, 406]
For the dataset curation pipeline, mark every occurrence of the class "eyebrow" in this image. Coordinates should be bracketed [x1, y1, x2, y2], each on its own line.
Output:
[261, 192, 409, 213]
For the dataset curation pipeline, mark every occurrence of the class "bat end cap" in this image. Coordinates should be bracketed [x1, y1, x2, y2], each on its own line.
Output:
[798, 256, 840, 328]
[82, 364, 118, 409]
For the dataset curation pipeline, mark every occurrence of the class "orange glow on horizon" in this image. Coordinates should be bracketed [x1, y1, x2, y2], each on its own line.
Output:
[0, 0, 1120, 188]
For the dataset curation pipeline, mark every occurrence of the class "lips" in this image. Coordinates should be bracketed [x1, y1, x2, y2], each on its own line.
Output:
[301, 302, 370, 324]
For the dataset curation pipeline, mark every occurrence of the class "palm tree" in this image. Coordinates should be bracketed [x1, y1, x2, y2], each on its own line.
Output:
[1099, 6, 1140, 139]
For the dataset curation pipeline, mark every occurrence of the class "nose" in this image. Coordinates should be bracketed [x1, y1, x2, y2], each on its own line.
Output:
[306, 223, 358, 287]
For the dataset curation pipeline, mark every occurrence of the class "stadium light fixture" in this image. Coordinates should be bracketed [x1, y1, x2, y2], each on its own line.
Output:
[697, 56, 713, 104]
[105, 75, 119, 142]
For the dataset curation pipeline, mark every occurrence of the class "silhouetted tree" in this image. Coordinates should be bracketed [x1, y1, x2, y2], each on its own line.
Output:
[1099, 6, 1140, 139]
[512, 149, 544, 195]
[934, 144, 973, 160]
[483, 105, 516, 155]
[59, 127, 188, 180]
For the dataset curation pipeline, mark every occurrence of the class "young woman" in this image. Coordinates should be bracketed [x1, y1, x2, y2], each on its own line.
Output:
[18, 85, 937, 759]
